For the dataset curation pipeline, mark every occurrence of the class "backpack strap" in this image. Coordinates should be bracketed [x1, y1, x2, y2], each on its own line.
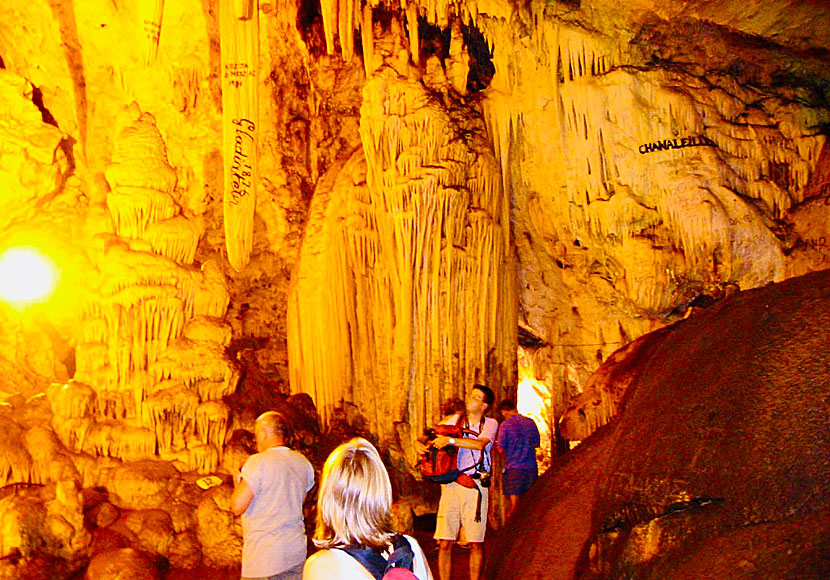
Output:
[339, 535, 415, 580]
[387, 535, 415, 572]
[339, 546, 386, 580]
[462, 417, 490, 474]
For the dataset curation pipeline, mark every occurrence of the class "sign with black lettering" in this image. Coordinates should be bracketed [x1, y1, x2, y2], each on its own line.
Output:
[639, 135, 716, 155]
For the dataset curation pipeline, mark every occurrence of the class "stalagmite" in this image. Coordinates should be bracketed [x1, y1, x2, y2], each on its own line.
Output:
[63, 102, 236, 467]
[193, 260, 231, 318]
[47, 381, 97, 419]
[104, 106, 177, 194]
[221, 0, 259, 271]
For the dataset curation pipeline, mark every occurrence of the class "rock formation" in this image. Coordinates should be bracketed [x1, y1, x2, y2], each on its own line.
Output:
[489, 269, 830, 579]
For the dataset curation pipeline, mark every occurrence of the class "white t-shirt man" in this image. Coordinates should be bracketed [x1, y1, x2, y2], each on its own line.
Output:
[240, 446, 315, 578]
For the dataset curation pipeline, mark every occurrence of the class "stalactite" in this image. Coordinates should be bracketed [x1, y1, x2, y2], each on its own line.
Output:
[0, 418, 34, 486]
[361, 4, 375, 77]
[141, 384, 199, 453]
[142, 215, 204, 264]
[139, 0, 165, 66]
[195, 401, 230, 449]
[184, 444, 220, 474]
[107, 187, 180, 239]
[405, 4, 419, 67]
[53, 417, 95, 455]
[320, 0, 337, 55]
[339, 0, 355, 62]
[111, 424, 157, 461]
[221, 0, 259, 271]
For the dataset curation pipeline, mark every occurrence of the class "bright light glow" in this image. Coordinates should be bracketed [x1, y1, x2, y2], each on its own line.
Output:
[0, 247, 60, 307]
[517, 364, 553, 473]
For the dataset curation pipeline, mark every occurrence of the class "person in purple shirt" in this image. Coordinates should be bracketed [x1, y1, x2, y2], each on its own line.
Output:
[495, 399, 541, 519]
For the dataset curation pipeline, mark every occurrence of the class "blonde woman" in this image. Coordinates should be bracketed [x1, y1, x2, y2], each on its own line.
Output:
[303, 438, 434, 580]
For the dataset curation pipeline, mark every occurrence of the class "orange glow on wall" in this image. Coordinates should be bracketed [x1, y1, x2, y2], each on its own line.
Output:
[0, 246, 60, 308]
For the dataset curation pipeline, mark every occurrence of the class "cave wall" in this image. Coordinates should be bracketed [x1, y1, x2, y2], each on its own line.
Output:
[0, 0, 827, 478]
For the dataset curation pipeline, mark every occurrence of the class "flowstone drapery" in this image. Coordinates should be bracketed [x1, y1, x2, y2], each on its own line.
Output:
[289, 65, 517, 470]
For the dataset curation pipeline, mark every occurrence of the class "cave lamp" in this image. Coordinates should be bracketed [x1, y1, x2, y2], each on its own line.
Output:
[0, 246, 60, 308]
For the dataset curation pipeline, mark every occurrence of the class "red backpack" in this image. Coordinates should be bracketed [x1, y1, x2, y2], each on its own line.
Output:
[419, 420, 464, 484]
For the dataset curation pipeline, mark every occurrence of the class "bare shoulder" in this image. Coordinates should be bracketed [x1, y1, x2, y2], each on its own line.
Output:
[303, 549, 372, 580]
[303, 550, 340, 579]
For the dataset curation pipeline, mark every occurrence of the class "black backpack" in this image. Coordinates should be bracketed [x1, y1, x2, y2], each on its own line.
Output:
[339, 534, 419, 580]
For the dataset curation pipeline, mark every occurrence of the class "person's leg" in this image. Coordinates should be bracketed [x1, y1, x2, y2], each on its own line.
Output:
[457, 525, 468, 547]
[459, 486, 488, 580]
[438, 539, 454, 580]
[503, 469, 534, 519]
[506, 494, 519, 519]
[434, 483, 462, 580]
[469, 542, 484, 580]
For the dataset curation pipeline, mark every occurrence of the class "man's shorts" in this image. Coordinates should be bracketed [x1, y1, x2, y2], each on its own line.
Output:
[434, 481, 489, 543]
[503, 468, 537, 495]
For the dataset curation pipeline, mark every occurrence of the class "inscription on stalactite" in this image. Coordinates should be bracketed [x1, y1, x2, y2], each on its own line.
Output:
[229, 118, 255, 206]
[143, 20, 161, 44]
[639, 135, 716, 155]
[224, 62, 255, 89]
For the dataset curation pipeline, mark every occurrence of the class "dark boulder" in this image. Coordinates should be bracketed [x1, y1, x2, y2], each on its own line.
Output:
[489, 269, 830, 580]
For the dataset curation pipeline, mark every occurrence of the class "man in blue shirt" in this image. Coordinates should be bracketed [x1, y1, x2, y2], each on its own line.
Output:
[495, 399, 541, 519]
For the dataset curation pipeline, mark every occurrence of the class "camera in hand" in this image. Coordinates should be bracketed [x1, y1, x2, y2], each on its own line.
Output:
[423, 427, 437, 441]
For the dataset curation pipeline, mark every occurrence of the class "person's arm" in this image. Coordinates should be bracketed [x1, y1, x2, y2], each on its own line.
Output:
[414, 439, 429, 456]
[432, 431, 490, 451]
[497, 422, 511, 452]
[230, 475, 254, 516]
